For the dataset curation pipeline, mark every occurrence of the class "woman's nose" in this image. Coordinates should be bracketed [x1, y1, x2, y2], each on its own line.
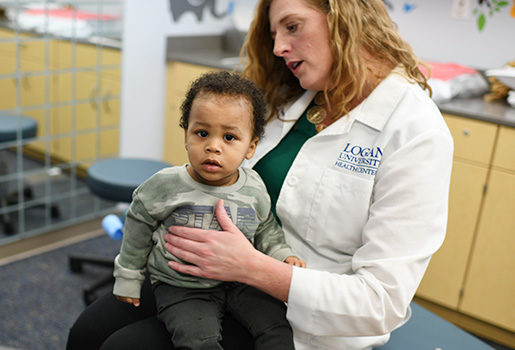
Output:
[273, 34, 290, 57]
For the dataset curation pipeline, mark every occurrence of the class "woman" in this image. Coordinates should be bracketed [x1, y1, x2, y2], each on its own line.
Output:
[67, 0, 453, 349]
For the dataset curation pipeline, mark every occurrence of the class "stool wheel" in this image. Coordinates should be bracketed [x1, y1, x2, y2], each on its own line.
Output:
[23, 187, 33, 200]
[3, 222, 14, 235]
[50, 205, 60, 219]
[69, 257, 83, 273]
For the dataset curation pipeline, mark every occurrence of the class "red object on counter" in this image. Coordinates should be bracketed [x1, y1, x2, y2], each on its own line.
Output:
[26, 9, 120, 21]
[419, 62, 478, 81]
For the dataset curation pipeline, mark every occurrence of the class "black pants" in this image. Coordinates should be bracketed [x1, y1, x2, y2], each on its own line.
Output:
[67, 277, 257, 350]
[153, 282, 294, 350]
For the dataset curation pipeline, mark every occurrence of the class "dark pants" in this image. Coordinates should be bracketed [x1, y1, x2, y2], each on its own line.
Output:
[67, 277, 255, 350]
[153, 282, 294, 350]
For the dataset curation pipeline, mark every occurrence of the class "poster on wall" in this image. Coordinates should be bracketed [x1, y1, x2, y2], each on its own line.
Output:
[473, 0, 514, 31]
[385, 0, 515, 68]
[169, 0, 231, 21]
[166, 0, 233, 35]
[387, 0, 514, 32]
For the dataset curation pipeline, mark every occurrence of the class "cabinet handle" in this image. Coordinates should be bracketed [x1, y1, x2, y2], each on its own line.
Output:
[102, 89, 111, 114]
[89, 86, 100, 109]
[22, 76, 30, 89]
[462, 128, 470, 136]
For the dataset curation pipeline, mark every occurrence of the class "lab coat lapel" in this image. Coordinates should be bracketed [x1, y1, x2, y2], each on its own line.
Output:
[245, 90, 316, 167]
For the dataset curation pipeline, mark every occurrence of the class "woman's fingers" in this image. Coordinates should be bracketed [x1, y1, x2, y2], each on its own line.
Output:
[165, 231, 204, 256]
[167, 225, 207, 242]
[163, 198, 259, 282]
[168, 260, 204, 277]
[166, 240, 212, 267]
[215, 199, 237, 232]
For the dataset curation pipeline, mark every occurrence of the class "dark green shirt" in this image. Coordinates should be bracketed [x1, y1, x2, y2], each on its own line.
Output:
[253, 106, 317, 220]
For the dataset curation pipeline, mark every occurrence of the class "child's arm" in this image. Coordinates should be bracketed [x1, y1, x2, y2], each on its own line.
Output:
[253, 211, 306, 267]
[113, 191, 158, 306]
[285, 256, 306, 268]
[115, 295, 140, 307]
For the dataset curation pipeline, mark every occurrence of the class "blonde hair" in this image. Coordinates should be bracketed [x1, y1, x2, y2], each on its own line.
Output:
[242, 0, 430, 120]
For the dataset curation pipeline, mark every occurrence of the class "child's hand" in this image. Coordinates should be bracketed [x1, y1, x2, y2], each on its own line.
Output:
[285, 256, 306, 268]
[115, 295, 141, 307]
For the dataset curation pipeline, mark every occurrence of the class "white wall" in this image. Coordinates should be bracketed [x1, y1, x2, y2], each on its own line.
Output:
[119, 0, 233, 160]
[388, 0, 515, 69]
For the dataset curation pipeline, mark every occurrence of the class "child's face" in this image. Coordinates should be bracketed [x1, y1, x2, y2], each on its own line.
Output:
[184, 93, 258, 186]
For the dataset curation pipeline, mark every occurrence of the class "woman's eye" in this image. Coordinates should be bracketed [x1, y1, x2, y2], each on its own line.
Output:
[286, 24, 297, 33]
[224, 134, 235, 141]
[197, 130, 208, 138]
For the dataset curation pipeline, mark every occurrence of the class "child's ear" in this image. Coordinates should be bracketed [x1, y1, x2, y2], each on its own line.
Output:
[245, 137, 259, 160]
[184, 130, 188, 150]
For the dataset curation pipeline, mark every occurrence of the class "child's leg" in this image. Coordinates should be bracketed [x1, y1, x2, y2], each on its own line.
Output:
[226, 283, 294, 350]
[153, 282, 225, 350]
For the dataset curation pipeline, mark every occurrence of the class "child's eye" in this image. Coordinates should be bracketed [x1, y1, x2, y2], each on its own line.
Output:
[224, 134, 235, 141]
[196, 130, 208, 138]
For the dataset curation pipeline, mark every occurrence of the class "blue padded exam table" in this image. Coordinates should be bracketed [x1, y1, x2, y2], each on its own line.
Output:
[376, 302, 493, 349]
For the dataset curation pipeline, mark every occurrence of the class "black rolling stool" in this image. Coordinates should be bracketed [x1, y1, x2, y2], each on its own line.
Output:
[69, 157, 171, 305]
[0, 115, 37, 234]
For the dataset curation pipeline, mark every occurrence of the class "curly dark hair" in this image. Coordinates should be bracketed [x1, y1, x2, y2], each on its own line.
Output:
[179, 71, 266, 140]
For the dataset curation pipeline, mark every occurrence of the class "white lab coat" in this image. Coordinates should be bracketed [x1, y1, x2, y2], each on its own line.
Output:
[243, 69, 454, 349]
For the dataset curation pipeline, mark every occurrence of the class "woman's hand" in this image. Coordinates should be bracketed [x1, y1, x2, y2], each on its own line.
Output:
[164, 199, 260, 283]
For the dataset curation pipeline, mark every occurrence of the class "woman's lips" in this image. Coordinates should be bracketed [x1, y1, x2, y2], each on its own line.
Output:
[287, 60, 303, 75]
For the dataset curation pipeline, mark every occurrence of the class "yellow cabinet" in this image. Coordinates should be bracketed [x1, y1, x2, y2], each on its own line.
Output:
[163, 61, 221, 166]
[416, 114, 515, 346]
[459, 169, 515, 332]
[416, 160, 489, 308]
[0, 29, 121, 171]
[0, 32, 61, 156]
[55, 40, 121, 81]
[492, 126, 515, 171]
[417, 115, 497, 308]
[0, 55, 17, 110]
[443, 114, 498, 164]
[51, 45, 121, 168]
[459, 126, 515, 332]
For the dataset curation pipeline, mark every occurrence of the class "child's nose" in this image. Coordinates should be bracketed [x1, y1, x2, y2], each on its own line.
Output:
[205, 139, 222, 154]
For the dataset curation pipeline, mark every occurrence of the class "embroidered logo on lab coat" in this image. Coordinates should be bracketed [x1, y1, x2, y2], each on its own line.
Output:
[334, 143, 383, 176]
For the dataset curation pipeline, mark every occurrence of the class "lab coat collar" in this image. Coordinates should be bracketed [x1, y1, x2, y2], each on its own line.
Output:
[247, 90, 316, 166]
[247, 69, 410, 165]
[313, 67, 410, 137]
[278, 90, 317, 137]
[352, 67, 409, 132]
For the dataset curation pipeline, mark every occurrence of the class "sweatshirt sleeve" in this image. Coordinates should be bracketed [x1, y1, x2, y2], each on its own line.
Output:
[113, 190, 158, 299]
[254, 211, 295, 262]
[286, 129, 453, 337]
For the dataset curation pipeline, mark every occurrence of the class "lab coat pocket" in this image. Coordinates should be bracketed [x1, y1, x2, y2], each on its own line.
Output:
[306, 168, 374, 256]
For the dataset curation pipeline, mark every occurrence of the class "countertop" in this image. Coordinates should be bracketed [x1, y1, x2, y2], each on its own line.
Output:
[438, 97, 515, 128]
[166, 33, 245, 71]
[0, 20, 122, 50]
